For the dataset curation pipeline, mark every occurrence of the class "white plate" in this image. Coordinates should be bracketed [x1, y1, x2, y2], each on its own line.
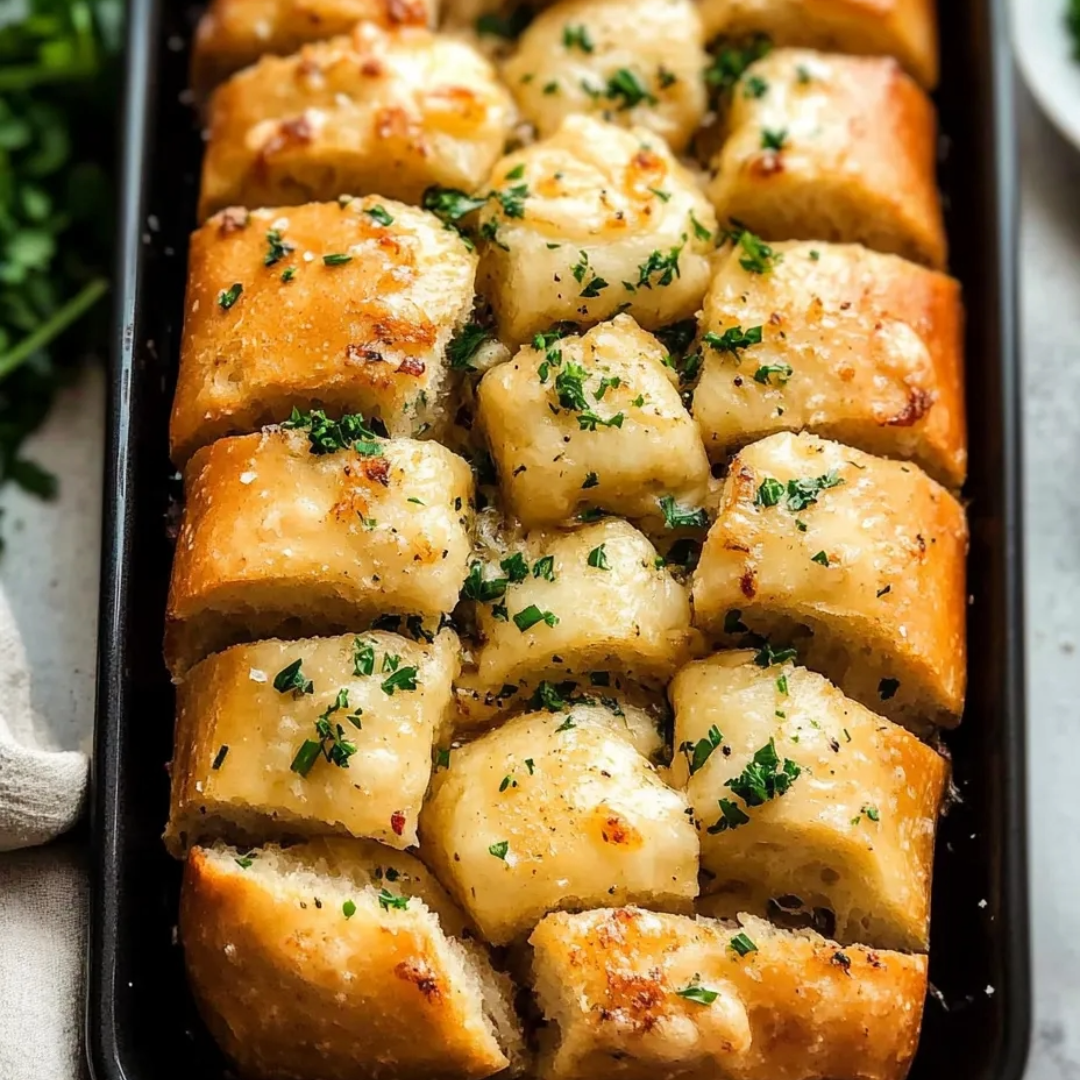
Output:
[1013, 0, 1080, 149]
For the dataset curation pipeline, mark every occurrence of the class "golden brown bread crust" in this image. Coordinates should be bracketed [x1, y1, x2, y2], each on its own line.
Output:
[691, 432, 967, 729]
[165, 629, 459, 854]
[698, 0, 939, 89]
[191, 0, 437, 96]
[692, 241, 966, 487]
[707, 50, 947, 270]
[181, 840, 517, 1080]
[165, 429, 473, 674]
[528, 907, 927, 1080]
[171, 199, 477, 466]
[198, 24, 516, 220]
[670, 651, 946, 952]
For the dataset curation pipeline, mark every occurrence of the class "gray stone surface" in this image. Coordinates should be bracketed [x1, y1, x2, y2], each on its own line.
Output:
[0, 79, 1073, 1080]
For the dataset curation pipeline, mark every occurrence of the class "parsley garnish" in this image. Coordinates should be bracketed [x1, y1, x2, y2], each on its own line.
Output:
[753, 643, 797, 667]
[729, 932, 758, 957]
[726, 738, 800, 806]
[704, 34, 772, 96]
[754, 363, 792, 384]
[273, 658, 313, 697]
[281, 407, 382, 456]
[290, 689, 358, 776]
[218, 283, 242, 310]
[562, 24, 594, 52]
[378, 888, 409, 910]
[689, 211, 713, 242]
[744, 74, 768, 98]
[493, 183, 529, 219]
[353, 638, 375, 676]
[761, 127, 788, 151]
[555, 715, 577, 732]
[533, 555, 556, 580]
[754, 471, 844, 510]
[605, 68, 656, 109]
[475, 5, 533, 38]
[675, 980, 719, 1004]
[571, 250, 608, 298]
[811, 550, 830, 566]
[679, 725, 722, 775]
[280, 266, 296, 283]
[488, 840, 510, 860]
[263, 228, 294, 266]
[422, 185, 488, 225]
[659, 494, 707, 529]
[364, 204, 394, 226]
[706, 797, 751, 834]
[722, 224, 781, 274]
[635, 244, 683, 289]
[513, 605, 559, 631]
[501, 552, 530, 582]
[555, 361, 590, 410]
[322, 253, 352, 266]
[587, 544, 609, 570]
[463, 562, 508, 603]
[381, 666, 419, 695]
[448, 322, 491, 370]
[703, 325, 762, 356]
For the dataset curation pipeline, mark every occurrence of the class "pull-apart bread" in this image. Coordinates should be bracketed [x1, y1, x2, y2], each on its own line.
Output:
[191, 0, 438, 96]
[476, 116, 717, 347]
[697, 0, 939, 89]
[670, 650, 946, 951]
[165, 427, 473, 674]
[467, 518, 696, 700]
[528, 907, 927, 1080]
[197, 23, 516, 219]
[181, 839, 524, 1080]
[692, 431, 967, 730]
[477, 315, 711, 528]
[420, 706, 698, 944]
[171, 198, 478, 466]
[707, 50, 946, 270]
[693, 240, 966, 487]
[502, 0, 708, 152]
[166, 628, 458, 855]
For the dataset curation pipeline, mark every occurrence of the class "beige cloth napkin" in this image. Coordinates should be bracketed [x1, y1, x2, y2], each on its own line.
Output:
[0, 583, 90, 1080]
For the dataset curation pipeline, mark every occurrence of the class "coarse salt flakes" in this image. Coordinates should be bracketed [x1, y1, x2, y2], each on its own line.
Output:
[249, 668, 268, 683]
[240, 471, 257, 484]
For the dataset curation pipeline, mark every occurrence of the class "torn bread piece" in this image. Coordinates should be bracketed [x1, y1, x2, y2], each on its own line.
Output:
[171, 198, 478, 466]
[420, 706, 698, 944]
[477, 315, 710, 528]
[198, 23, 515, 219]
[166, 628, 459, 855]
[691, 432, 967, 730]
[476, 116, 717, 347]
[670, 650, 946, 951]
[528, 906, 927, 1080]
[181, 839, 525, 1080]
[468, 519, 696, 700]
[502, 0, 708, 152]
[707, 50, 946, 270]
[191, 0, 438, 96]
[692, 241, 966, 488]
[698, 0, 939, 89]
[165, 428, 473, 674]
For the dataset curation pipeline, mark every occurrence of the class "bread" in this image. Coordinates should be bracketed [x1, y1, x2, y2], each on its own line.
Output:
[502, 0, 708, 152]
[197, 23, 516, 220]
[468, 519, 695, 698]
[180, 839, 524, 1080]
[165, 429, 473, 674]
[691, 431, 967, 730]
[191, 0, 438, 96]
[692, 240, 966, 487]
[528, 906, 927, 1080]
[669, 650, 946, 951]
[706, 50, 946, 270]
[171, 199, 478, 466]
[165, 628, 458, 855]
[419, 706, 698, 944]
[475, 116, 717, 347]
[697, 0, 939, 89]
[477, 314, 710, 528]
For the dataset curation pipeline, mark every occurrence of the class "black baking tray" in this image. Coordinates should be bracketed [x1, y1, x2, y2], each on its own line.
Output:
[87, 1, 1030, 1077]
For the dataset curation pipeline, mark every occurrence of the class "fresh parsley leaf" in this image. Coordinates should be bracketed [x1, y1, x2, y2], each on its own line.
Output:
[218, 282, 242, 309]
[273, 658, 313, 697]
[500, 552, 530, 582]
[533, 554, 556, 580]
[562, 24, 594, 52]
[381, 666, 419, 695]
[722, 224, 781, 274]
[659, 494, 707, 529]
[422, 185, 489, 224]
[448, 322, 491, 370]
[706, 797, 751, 834]
[378, 888, 409, 910]
[760, 127, 788, 151]
[679, 725, 723, 775]
[605, 67, 656, 109]
[754, 363, 792, 384]
[704, 34, 772, 96]
[322, 253, 352, 266]
[729, 932, 758, 957]
[513, 605, 559, 631]
[353, 638, 375, 676]
[587, 543, 609, 570]
[488, 840, 510, 860]
[364, 204, 394, 226]
[753, 642, 797, 667]
[703, 325, 762, 356]
[726, 738, 801, 807]
[675, 981, 719, 1005]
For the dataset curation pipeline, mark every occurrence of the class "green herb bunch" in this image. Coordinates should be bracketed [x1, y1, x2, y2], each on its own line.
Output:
[0, 1, 121, 518]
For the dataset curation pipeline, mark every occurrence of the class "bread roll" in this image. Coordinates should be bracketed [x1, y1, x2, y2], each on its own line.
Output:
[420, 706, 698, 944]
[697, 0, 938, 89]
[181, 839, 524, 1080]
[166, 628, 459, 855]
[692, 241, 966, 487]
[528, 906, 927, 1080]
[691, 432, 967, 730]
[469, 519, 695, 697]
[171, 199, 478, 466]
[707, 50, 946, 270]
[165, 428, 473, 674]
[476, 116, 717, 346]
[502, 0, 708, 152]
[670, 650, 946, 951]
[477, 314, 710, 528]
[191, 0, 438, 95]
[198, 23, 516, 219]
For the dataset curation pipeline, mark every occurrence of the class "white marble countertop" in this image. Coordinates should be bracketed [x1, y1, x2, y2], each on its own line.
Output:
[0, 77, 1074, 1080]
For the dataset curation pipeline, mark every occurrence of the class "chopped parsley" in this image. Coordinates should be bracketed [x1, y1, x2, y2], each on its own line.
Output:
[754, 363, 792, 385]
[726, 738, 800, 806]
[605, 67, 656, 109]
[587, 543, 609, 570]
[704, 34, 772, 96]
[753, 642, 797, 667]
[218, 283, 242, 310]
[582, 471, 599, 489]
[729, 932, 758, 957]
[533, 555, 556, 581]
[322, 253, 352, 266]
[463, 562, 509, 603]
[659, 494, 708, 530]
[281, 407, 382, 456]
[492, 183, 529, 219]
[761, 127, 788, 151]
[689, 211, 713, 242]
[513, 605, 559, 631]
[675, 980, 719, 1005]
[562, 24, 594, 52]
[263, 228, 294, 266]
[378, 888, 409, 911]
[501, 552, 530, 582]
[811, 550, 830, 566]
[555, 715, 577, 732]
[381, 666, 419, 695]
[635, 244, 683, 289]
[364, 205, 394, 226]
[353, 639, 375, 676]
[743, 74, 769, 98]
[706, 797, 751, 834]
[679, 724, 722, 775]
[571, 250, 609, 298]
[703, 325, 762, 356]
[475, 5, 533, 38]
[435, 747, 451, 769]
[273, 658, 313, 697]
[488, 840, 510, 860]
[290, 689, 358, 776]
[722, 224, 781, 274]
[280, 267, 296, 283]
[448, 322, 492, 370]
[555, 361, 590, 410]
[754, 471, 844, 511]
